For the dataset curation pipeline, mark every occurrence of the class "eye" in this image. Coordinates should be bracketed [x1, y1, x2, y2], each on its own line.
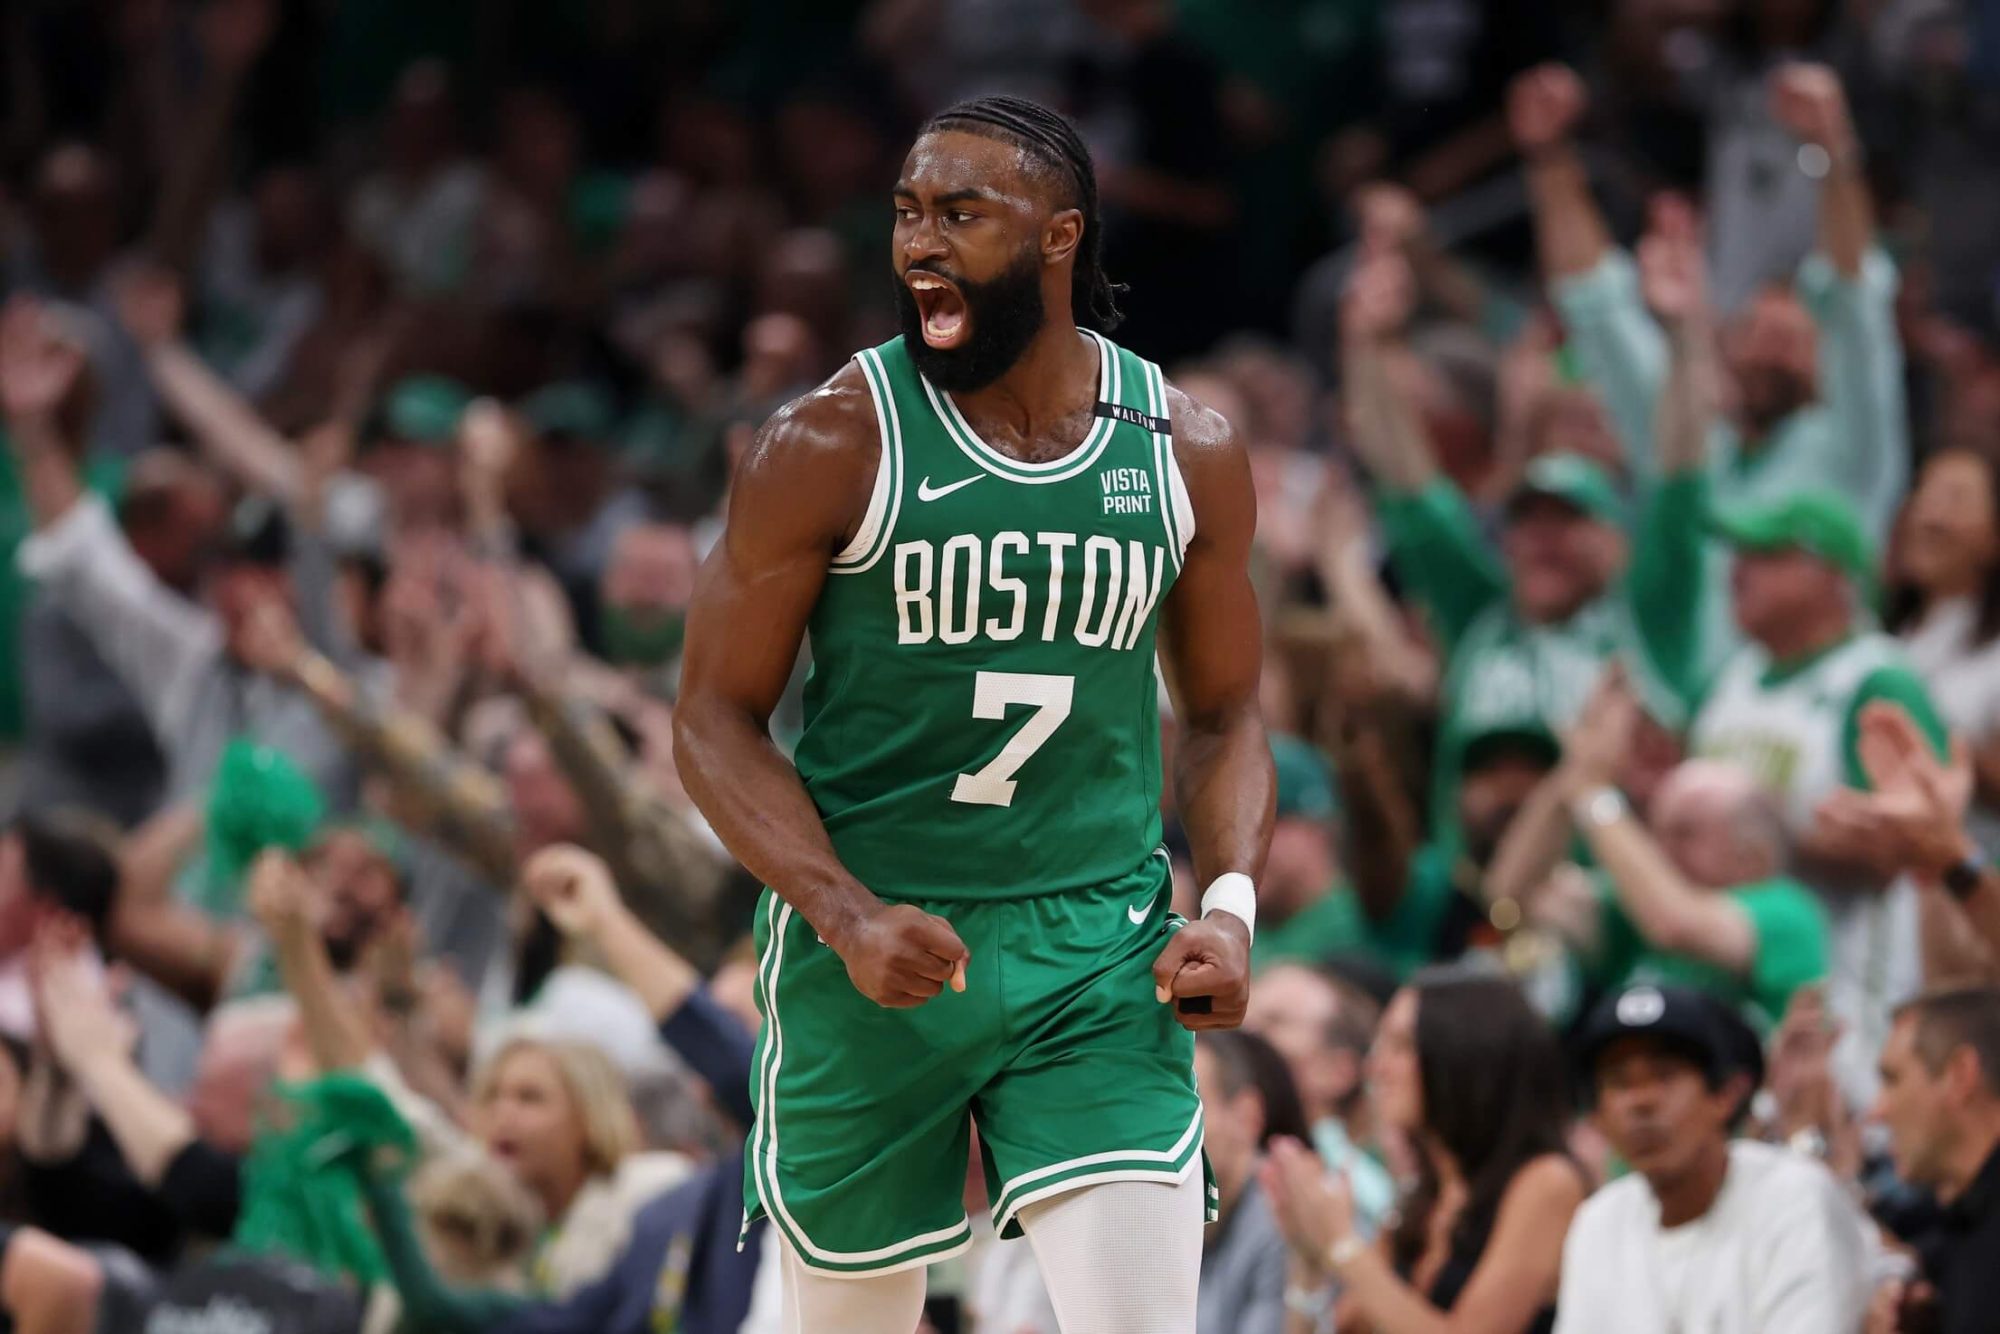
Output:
[894, 204, 917, 222]
[946, 210, 976, 225]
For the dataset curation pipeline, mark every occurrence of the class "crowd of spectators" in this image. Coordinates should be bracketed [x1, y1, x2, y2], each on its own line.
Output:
[1, 0, 2000, 1331]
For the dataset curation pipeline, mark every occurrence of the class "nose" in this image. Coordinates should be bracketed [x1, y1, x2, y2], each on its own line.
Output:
[901, 215, 948, 267]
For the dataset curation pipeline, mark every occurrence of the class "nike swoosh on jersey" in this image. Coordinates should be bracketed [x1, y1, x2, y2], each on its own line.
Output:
[917, 474, 984, 502]
[1127, 902, 1150, 925]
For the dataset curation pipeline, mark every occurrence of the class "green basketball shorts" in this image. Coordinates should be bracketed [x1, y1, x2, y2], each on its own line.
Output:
[743, 851, 1218, 1277]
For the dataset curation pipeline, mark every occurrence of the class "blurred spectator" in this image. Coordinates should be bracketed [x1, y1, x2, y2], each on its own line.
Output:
[18, 450, 222, 827]
[1241, 963, 1397, 1268]
[1250, 736, 1345, 969]
[1263, 972, 1585, 1334]
[1340, 242, 1706, 868]
[347, 62, 486, 299]
[1691, 490, 1949, 1103]
[0, 809, 118, 1043]
[5, 144, 156, 456]
[1886, 449, 2000, 861]
[1558, 983, 1873, 1333]
[1193, 1029, 1308, 1334]
[1075, 0, 1237, 362]
[1870, 985, 2000, 1334]
[1517, 61, 1908, 667]
[1, 299, 364, 811]
[1493, 678, 1830, 1029]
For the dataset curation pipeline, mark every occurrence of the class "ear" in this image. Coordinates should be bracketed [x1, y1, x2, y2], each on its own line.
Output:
[1714, 1071, 1754, 1126]
[1241, 1089, 1267, 1145]
[1043, 208, 1084, 268]
[1946, 1045, 1987, 1105]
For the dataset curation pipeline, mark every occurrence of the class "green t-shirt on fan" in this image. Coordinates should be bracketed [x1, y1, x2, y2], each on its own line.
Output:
[1375, 466, 1709, 863]
[1589, 873, 1829, 1030]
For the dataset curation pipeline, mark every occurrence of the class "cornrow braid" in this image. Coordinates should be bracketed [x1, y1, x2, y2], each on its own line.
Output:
[922, 95, 1127, 332]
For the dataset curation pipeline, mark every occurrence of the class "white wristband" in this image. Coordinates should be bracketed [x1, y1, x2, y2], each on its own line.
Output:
[1201, 872, 1257, 941]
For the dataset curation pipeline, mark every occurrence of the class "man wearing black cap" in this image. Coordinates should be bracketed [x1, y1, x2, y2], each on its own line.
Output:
[1556, 983, 1873, 1334]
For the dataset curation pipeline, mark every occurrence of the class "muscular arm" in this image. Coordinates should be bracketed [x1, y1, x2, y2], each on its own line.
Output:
[1158, 387, 1274, 891]
[673, 371, 881, 948]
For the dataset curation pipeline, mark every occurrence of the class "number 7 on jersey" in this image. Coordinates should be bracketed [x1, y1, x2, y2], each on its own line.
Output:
[950, 671, 1075, 807]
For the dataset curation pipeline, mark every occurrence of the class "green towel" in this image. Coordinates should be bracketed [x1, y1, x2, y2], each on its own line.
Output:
[202, 739, 326, 916]
[232, 1073, 417, 1283]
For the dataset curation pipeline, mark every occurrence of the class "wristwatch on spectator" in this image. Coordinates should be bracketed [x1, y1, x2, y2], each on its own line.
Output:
[1284, 1283, 1335, 1319]
[1942, 853, 1988, 903]
[1571, 785, 1629, 831]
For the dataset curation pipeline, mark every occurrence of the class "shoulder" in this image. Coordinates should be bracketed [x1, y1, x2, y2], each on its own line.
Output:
[727, 360, 882, 548]
[739, 360, 881, 483]
[1730, 1143, 1857, 1228]
[1159, 378, 1252, 550]
[1567, 1170, 1649, 1234]
[1503, 1153, 1591, 1214]
[1490, 1154, 1590, 1244]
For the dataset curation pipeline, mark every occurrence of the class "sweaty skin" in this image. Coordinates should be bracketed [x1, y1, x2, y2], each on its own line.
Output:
[674, 128, 1271, 1027]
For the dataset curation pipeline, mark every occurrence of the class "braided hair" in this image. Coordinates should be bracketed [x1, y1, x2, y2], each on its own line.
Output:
[920, 95, 1126, 332]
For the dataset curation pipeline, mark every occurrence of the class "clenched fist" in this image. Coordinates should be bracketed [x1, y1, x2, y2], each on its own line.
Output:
[1508, 65, 1587, 154]
[832, 902, 969, 1008]
[1152, 913, 1250, 1031]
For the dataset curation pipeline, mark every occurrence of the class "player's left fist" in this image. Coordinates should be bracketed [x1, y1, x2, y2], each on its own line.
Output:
[1152, 914, 1250, 1031]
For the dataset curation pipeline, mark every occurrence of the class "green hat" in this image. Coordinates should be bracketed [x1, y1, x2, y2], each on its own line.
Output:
[315, 816, 412, 891]
[1711, 488, 1873, 581]
[1272, 733, 1339, 824]
[1507, 452, 1624, 526]
[381, 375, 472, 446]
[1459, 722, 1562, 774]
[520, 380, 617, 441]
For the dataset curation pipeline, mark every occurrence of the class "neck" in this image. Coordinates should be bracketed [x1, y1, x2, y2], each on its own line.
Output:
[1939, 1114, 2000, 1204]
[1924, 573, 1984, 606]
[953, 318, 1096, 437]
[1761, 609, 1851, 664]
[1652, 1138, 1730, 1227]
[541, 1167, 588, 1222]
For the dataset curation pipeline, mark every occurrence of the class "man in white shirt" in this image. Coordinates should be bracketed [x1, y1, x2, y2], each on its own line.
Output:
[1556, 984, 1872, 1334]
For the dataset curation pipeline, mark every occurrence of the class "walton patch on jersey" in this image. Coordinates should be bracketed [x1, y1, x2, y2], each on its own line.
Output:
[892, 532, 1166, 652]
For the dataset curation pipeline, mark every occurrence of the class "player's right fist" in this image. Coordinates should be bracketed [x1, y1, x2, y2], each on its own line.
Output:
[1507, 64, 1587, 154]
[835, 903, 969, 1008]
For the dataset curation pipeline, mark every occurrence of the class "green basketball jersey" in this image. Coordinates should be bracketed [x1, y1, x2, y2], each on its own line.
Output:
[793, 331, 1192, 901]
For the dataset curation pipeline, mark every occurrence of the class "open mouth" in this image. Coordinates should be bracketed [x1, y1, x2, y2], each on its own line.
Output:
[908, 271, 969, 350]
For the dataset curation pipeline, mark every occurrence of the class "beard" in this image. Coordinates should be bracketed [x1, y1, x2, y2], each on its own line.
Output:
[1462, 801, 1526, 870]
[895, 247, 1046, 393]
[1735, 365, 1813, 437]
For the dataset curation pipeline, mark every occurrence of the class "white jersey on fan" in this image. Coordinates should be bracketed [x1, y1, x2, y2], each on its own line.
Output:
[1690, 633, 1925, 1107]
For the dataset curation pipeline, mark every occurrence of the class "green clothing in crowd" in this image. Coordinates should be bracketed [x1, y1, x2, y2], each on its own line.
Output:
[1553, 248, 1908, 676]
[1376, 465, 1708, 861]
[1588, 874, 1830, 1030]
[1251, 844, 1466, 982]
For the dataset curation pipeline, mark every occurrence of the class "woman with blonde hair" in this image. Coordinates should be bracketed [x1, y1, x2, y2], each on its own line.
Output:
[466, 1034, 687, 1293]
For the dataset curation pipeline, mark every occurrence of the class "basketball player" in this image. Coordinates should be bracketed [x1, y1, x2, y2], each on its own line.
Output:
[675, 96, 1273, 1332]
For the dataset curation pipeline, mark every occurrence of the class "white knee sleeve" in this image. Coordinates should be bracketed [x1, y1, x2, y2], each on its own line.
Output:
[1016, 1169, 1205, 1334]
[777, 1239, 928, 1334]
